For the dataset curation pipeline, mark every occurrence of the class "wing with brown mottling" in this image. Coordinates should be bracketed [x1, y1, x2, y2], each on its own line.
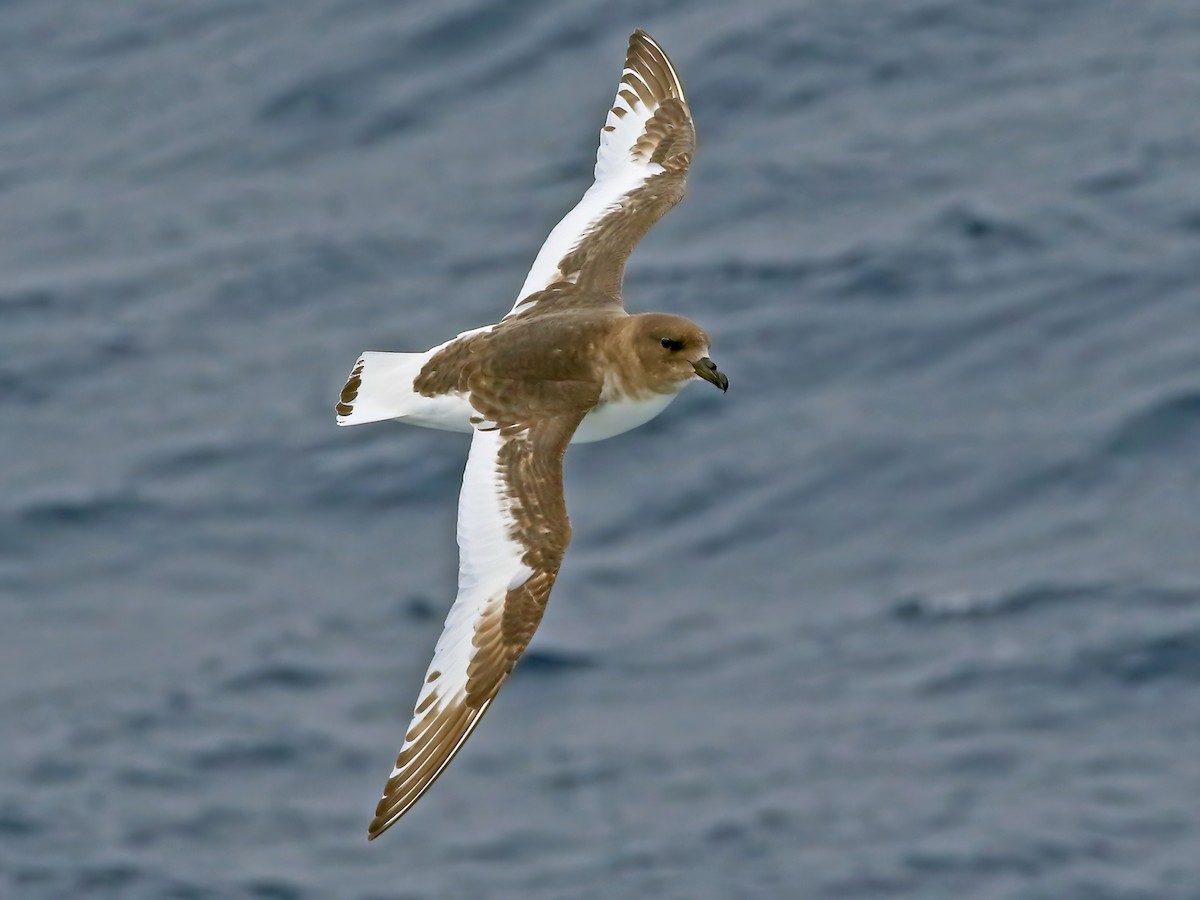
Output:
[507, 30, 694, 316]
[367, 411, 587, 839]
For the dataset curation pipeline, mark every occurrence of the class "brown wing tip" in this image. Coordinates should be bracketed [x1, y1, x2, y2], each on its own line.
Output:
[625, 30, 686, 106]
[630, 29, 660, 50]
[367, 810, 398, 840]
[364, 693, 501, 841]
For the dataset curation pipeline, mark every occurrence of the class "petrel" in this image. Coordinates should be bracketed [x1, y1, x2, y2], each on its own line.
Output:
[335, 29, 727, 839]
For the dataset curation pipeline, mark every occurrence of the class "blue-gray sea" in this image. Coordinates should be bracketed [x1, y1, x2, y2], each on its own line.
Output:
[3, 1, 1200, 897]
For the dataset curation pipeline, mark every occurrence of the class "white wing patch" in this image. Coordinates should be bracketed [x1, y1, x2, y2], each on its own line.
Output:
[371, 426, 525, 835]
[508, 31, 686, 315]
[388, 426, 520, 764]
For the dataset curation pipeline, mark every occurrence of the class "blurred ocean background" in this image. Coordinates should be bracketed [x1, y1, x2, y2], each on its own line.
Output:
[3, 1, 1200, 897]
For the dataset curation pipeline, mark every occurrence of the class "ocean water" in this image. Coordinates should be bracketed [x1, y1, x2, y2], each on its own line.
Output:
[3, 0, 1200, 897]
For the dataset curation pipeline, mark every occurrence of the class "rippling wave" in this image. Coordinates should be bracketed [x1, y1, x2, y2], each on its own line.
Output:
[4, 1, 1200, 897]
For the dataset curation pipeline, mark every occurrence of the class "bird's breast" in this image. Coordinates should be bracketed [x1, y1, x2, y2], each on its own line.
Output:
[572, 389, 679, 443]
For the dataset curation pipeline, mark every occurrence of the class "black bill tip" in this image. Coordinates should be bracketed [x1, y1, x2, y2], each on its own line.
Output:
[692, 357, 728, 393]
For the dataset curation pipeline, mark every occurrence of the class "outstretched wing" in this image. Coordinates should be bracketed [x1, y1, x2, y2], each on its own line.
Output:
[368, 413, 585, 839]
[507, 30, 694, 316]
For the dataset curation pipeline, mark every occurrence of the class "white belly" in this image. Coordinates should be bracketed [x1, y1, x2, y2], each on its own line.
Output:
[572, 390, 679, 443]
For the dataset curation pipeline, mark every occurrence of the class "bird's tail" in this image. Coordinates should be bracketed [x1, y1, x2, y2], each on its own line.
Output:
[334, 351, 431, 426]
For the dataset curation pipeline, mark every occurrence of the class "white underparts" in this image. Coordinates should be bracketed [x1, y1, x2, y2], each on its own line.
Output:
[572, 388, 680, 443]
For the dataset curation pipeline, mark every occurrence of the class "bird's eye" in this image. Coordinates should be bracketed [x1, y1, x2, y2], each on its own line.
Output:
[660, 338, 683, 351]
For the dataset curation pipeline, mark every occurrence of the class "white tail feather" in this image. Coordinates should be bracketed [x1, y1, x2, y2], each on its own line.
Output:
[335, 351, 429, 426]
[335, 351, 473, 432]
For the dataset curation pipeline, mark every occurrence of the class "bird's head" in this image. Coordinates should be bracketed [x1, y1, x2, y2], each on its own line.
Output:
[622, 313, 728, 394]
